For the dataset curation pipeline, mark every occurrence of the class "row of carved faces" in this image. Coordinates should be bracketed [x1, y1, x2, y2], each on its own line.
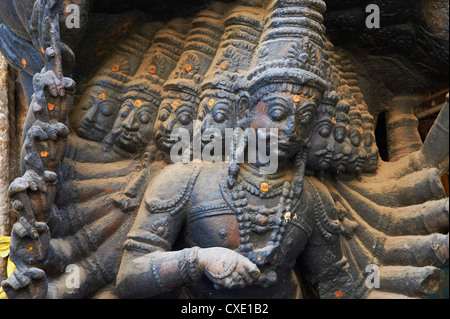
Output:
[75, 78, 379, 175]
[307, 96, 379, 175]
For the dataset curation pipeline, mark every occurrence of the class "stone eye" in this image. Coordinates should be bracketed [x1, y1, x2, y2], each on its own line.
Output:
[213, 110, 228, 123]
[364, 133, 374, 147]
[99, 101, 115, 117]
[300, 112, 313, 125]
[269, 107, 287, 122]
[178, 113, 192, 126]
[82, 96, 96, 110]
[139, 112, 151, 125]
[319, 124, 332, 137]
[159, 109, 170, 122]
[120, 110, 129, 120]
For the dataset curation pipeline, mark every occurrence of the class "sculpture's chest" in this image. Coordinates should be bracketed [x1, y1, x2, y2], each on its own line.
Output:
[187, 198, 241, 249]
[186, 175, 311, 264]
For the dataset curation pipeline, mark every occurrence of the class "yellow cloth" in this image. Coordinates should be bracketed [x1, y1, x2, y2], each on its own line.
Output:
[0, 236, 16, 299]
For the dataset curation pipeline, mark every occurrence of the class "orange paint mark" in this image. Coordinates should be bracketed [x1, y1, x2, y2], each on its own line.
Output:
[98, 93, 106, 100]
[346, 125, 350, 132]
[48, 103, 55, 111]
[112, 65, 120, 72]
[149, 65, 157, 74]
[260, 182, 269, 193]
[41, 46, 45, 54]
[22, 58, 28, 69]
[359, 128, 364, 135]
[208, 98, 216, 108]
[185, 64, 192, 72]
[135, 99, 143, 108]
[172, 100, 180, 109]
[335, 290, 344, 299]
[293, 95, 302, 103]
[332, 117, 337, 125]
[40, 151, 49, 158]
[220, 61, 228, 70]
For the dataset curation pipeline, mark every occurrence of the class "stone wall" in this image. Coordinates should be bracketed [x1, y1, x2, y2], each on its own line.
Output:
[0, 53, 10, 282]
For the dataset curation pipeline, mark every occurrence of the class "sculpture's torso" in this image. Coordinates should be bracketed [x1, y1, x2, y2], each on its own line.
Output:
[176, 163, 313, 298]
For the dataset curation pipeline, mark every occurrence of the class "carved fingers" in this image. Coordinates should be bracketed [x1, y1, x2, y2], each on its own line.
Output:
[33, 70, 68, 98]
[30, 70, 76, 123]
[341, 199, 448, 268]
[328, 180, 448, 298]
[9, 217, 50, 268]
[22, 120, 69, 175]
[8, 170, 48, 197]
[1, 265, 48, 299]
[333, 180, 449, 236]
[198, 247, 261, 290]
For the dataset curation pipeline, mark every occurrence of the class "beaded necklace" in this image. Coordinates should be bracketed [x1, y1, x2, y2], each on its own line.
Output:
[224, 167, 298, 268]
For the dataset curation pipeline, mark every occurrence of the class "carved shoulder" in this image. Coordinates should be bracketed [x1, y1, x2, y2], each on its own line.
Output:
[144, 162, 201, 215]
[304, 176, 342, 242]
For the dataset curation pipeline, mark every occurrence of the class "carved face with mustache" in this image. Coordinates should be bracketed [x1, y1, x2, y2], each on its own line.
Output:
[197, 90, 235, 151]
[306, 101, 336, 172]
[113, 98, 157, 154]
[154, 94, 198, 154]
[246, 84, 319, 170]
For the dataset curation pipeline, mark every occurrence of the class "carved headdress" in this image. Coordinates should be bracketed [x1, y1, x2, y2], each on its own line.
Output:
[122, 18, 190, 110]
[133, 18, 189, 94]
[162, 3, 228, 105]
[202, 0, 265, 93]
[247, 0, 329, 97]
[87, 22, 160, 92]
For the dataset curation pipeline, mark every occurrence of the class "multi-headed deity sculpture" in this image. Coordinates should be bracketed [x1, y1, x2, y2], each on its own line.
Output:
[0, 0, 448, 299]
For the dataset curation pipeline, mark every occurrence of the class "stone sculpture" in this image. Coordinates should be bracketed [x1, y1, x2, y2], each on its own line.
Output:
[0, 0, 448, 299]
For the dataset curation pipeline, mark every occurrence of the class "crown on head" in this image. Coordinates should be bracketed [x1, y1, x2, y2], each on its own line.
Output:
[247, 0, 329, 95]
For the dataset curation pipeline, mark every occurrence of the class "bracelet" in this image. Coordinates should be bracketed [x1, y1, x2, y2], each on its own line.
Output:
[186, 247, 202, 281]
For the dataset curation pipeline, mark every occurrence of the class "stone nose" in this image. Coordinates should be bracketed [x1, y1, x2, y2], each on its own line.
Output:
[163, 113, 176, 135]
[123, 108, 139, 132]
[201, 113, 212, 134]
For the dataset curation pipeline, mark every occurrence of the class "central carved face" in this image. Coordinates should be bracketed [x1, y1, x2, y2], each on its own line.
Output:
[113, 98, 157, 153]
[154, 94, 198, 153]
[247, 86, 318, 165]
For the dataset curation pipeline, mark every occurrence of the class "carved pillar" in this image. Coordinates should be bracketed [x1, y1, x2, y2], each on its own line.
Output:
[386, 95, 425, 162]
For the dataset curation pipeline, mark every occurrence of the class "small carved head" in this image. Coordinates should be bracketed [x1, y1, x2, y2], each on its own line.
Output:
[197, 89, 235, 150]
[113, 98, 158, 154]
[361, 110, 379, 172]
[154, 91, 199, 153]
[76, 82, 123, 142]
[306, 91, 339, 171]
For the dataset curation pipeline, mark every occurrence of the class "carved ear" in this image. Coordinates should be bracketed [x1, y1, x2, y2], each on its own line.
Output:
[235, 91, 250, 128]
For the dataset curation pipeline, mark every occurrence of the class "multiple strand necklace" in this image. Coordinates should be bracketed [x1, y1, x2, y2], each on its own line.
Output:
[224, 164, 298, 267]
